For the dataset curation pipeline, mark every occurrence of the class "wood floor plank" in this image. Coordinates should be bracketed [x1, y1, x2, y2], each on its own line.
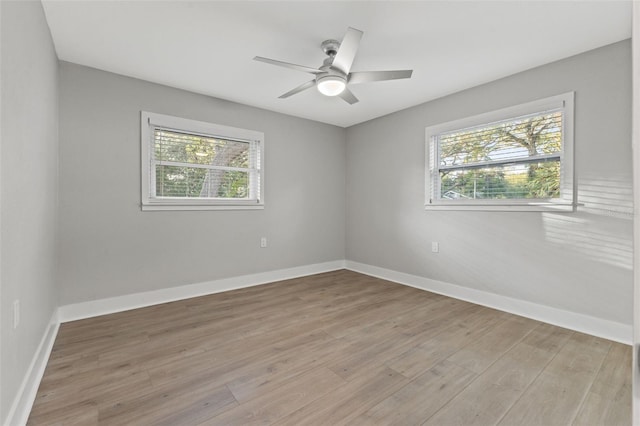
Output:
[225, 332, 351, 403]
[393, 296, 478, 337]
[357, 360, 478, 425]
[27, 270, 631, 425]
[98, 380, 236, 425]
[573, 342, 632, 426]
[274, 366, 409, 426]
[28, 400, 99, 426]
[97, 301, 343, 372]
[446, 314, 541, 374]
[30, 363, 152, 418]
[498, 332, 611, 425]
[326, 331, 415, 381]
[147, 329, 334, 389]
[386, 305, 510, 378]
[424, 323, 573, 425]
[326, 304, 494, 382]
[203, 366, 345, 425]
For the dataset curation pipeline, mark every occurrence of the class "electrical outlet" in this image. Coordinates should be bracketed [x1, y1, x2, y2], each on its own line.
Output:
[13, 300, 20, 329]
[431, 242, 439, 253]
[260, 237, 267, 248]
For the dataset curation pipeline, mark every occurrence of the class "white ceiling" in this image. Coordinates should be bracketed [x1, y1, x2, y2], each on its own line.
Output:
[42, 0, 631, 128]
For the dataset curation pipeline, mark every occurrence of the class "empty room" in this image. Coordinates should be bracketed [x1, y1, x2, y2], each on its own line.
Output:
[2, 0, 638, 425]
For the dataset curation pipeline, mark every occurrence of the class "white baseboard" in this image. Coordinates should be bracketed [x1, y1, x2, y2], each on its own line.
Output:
[345, 260, 632, 345]
[5, 258, 631, 426]
[57, 257, 632, 342]
[7, 261, 345, 425]
[4, 311, 59, 426]
[58, 260, 346, 323]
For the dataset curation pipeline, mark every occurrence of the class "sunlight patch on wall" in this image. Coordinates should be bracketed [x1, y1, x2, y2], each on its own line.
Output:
[542, 213, 632, 270]
[542, 175, 633, 270]
[577, 175, 633, 219]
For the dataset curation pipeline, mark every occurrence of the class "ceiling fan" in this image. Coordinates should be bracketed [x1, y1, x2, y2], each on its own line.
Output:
[254, 27, 413, 105]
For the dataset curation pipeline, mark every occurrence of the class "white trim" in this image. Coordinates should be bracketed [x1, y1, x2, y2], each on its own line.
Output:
[438, 152, 561, 172]
[424, 201, 575, 212]
[632, 2, 640, 423]
[428, 92, 574, 133]
[58, 260, 345, 322]
[7, 261, 342, 424]
[7, 258, 632, 425]
[345, 260, 631, 345]
[425, 92, 576, 211]
[141, 204, 264, 212]
[145, 112, 263, 142]
[140, 111, 265, 211]
[426, 93, 569, 136]
[4, 312, 59, 426]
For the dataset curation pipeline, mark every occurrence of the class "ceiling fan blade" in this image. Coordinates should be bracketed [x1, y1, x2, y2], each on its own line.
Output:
[254, 56, 322, 74]
[338, 87, 359, 105]
[278, 80, 317, 99]
[332, 27, 363, 75]
[349, 70, 413, 84]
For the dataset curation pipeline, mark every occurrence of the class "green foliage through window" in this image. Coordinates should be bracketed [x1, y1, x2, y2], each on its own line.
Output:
[436, 111, 562, 200]
[153, 129, 256, 199]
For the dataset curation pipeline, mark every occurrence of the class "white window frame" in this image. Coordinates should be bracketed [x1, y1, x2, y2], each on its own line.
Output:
[425, 92, 575, 212]
[141, 111, 264, 211]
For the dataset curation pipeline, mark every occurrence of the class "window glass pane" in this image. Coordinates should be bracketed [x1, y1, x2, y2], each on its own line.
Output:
[142, 111, 264, 209]
[156, 165, 249, 199]
[203, 169, 249, 199]
[154, 129, 250, 168]
[440, 160, 560, 200]
[439, 111, 562, 167]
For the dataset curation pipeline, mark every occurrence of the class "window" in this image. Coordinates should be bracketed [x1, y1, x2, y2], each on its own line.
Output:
[141, 111, 264, 211]
[426, 92, 575, 211]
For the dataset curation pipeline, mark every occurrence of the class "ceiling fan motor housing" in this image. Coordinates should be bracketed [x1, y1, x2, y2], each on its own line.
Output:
[321, 39, 341, 57]
[254, 27, 412, 104]
[317, 40, 348, 96]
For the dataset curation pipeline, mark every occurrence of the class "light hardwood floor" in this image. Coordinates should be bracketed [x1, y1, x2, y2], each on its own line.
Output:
[28, 270, 631, 425]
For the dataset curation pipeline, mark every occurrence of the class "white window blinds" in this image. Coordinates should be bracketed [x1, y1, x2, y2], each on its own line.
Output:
[434, 109, 563, 200]
[141, 111, 264, 211]
[152, 128, 260, 201]
[425, 92, 575, 211]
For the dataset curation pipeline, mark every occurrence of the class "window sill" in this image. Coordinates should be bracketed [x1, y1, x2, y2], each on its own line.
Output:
[142, 203, 264, 211]
[424, 201, 575, 212]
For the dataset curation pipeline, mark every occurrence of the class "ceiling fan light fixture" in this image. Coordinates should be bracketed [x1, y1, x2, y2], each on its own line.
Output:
[255, 27, 412, 105]
[316, 75, 346, 96]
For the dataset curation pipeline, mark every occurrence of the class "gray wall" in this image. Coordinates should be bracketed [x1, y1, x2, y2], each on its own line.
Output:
[346, 40, 633, 325]
[1, 19, 632, 420]
[1, 0, 59, 422]
[57, 62, 346, 305]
